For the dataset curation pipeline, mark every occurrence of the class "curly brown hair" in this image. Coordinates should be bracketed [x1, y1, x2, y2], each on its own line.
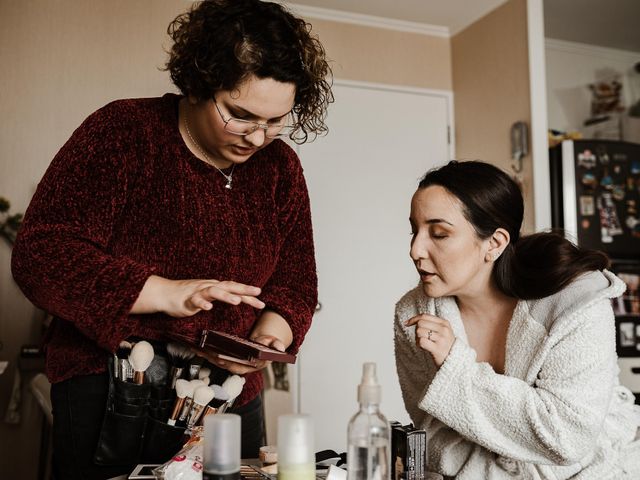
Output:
[165, 0, 333, 143]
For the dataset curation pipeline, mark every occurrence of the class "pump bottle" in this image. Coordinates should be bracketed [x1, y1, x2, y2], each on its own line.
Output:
[347, 362, 390, 480]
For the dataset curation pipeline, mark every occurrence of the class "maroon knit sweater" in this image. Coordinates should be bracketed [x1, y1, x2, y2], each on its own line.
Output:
[11, 94, 317, 406]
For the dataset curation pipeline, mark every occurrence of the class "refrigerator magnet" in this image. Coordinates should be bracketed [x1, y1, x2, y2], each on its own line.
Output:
[600, 169, 613, 189]
[613, 152, 628, 162]
[578, 149, 597, 168]
[597, 194, 624, 238]
[631, 160, 640, 175]
[612, 185, 625, 201]
[596, 146, 610, 165]
[625, 215, 639, 230]
[579, 195, 595, 216]
[581, 219, 591, 229]
[581, 173, 597, 190]
[620, 322, 635, 347]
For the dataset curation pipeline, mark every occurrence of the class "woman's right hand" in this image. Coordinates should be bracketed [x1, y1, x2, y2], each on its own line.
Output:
[131, 275, 265, 317]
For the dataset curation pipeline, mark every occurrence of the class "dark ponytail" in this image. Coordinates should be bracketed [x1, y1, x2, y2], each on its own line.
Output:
[418, 161, 610, 300]
[495, 231, 609, 299]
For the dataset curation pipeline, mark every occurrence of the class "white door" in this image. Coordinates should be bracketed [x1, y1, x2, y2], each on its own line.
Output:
[293, 80, 453, 451]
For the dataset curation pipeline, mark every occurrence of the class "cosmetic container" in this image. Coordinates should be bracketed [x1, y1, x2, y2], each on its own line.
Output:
[203, 414, 241, 480]
[277, 414, 315, 480]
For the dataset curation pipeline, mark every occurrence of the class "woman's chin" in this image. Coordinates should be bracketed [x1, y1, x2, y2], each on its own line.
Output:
[421, 283, 447, 299]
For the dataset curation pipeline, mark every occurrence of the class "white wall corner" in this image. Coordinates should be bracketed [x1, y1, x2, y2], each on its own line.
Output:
[527, 0, 551, 232]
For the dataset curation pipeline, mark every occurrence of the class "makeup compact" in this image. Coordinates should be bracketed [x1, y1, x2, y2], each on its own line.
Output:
[169, 329, 297, 366]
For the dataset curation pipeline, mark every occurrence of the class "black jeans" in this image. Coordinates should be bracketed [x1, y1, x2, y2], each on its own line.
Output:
[51, 373, 265, 480]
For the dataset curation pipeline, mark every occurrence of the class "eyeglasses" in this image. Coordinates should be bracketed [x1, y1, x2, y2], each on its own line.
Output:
[213, 99, 294, 138]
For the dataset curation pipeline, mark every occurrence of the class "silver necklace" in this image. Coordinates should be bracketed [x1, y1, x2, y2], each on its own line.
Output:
[184, 113, 235, 189]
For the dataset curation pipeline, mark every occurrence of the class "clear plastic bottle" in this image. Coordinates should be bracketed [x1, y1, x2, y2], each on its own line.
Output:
[347, 362, 390, 480]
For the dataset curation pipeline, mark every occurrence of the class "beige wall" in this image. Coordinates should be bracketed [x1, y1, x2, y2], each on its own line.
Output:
[310, 19, 452, 90]
[452, 0, 534, 233]
[0, 2, 186, 478]
[0, 1, 451, 478]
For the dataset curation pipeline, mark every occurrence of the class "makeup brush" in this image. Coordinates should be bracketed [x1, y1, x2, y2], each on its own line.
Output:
[187, 386, 216, 428]
[198, 384, 229, 424]
[115, 341, 133, 381]
[167, 342, 196, 389]
[199, 376, 210, 386]
[211, 384, 229, 403]
[187, 356, 204, 380]
[146, 353, 170, 387]
[198, 367, 211, 380]
[177, 379, 206, 424]
[218, 375, 245, 414]
[128, 341, 155, 384]
[167, 379, 192, 426]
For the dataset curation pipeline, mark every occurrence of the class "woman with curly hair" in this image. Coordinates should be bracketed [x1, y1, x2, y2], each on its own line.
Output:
[11, 1, 332, 478]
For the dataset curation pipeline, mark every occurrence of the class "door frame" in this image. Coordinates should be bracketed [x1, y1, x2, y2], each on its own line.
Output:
[312, 78, 456, 160]
[291, 77, 455, 414]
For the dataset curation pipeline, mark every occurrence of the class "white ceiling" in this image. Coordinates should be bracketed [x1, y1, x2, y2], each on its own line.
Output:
[286, 0, 640, 52]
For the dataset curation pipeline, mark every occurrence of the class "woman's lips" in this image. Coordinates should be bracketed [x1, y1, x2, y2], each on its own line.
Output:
[232, 145, 255, 155]
[418, 269, 435, 281]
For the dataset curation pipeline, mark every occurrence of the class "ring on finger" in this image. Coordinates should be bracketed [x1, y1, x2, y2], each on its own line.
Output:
[427, 329, 433, 341]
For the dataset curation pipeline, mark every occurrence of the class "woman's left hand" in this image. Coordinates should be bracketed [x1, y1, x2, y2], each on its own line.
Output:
[405, 313, 456, 367]
[192, 334, 286, 375]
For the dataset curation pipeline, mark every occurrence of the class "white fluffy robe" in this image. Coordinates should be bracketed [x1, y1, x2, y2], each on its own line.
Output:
[394, 270, 640, 480]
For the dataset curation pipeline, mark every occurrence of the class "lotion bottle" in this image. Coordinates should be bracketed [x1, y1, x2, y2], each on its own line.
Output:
[277, 413, 315, 480]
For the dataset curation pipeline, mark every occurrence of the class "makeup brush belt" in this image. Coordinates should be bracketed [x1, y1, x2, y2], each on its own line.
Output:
[94, 360, 187, 466]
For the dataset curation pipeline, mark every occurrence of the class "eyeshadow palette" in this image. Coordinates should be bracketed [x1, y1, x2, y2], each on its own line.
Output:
[168, 329, 297, 365]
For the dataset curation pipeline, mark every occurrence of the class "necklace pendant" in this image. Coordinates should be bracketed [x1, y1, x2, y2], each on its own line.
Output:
[225, 180, 232, 189]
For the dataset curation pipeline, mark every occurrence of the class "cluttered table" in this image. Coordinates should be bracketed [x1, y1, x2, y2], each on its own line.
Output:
[116, 462, 446, 480]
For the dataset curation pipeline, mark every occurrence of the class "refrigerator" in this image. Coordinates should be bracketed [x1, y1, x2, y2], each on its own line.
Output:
[550, 139, 640, 404]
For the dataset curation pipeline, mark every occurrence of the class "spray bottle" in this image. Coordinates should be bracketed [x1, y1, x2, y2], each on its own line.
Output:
[347, 362, 390, 479]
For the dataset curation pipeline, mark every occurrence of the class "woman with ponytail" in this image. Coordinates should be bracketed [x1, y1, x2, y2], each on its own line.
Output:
[394, 161, 640, 479]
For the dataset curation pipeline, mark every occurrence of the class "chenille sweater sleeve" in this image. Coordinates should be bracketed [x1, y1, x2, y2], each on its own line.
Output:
[11, 104, 155, 352]
[257, 146, 317, 353]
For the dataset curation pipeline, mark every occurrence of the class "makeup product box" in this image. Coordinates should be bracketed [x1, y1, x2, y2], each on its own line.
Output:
[391, 422, 426, 480]
[168, 329, 297, 366]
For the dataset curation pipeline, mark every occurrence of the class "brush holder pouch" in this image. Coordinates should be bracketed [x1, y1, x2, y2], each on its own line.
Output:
[94, 363, 187, 466]
[148, 385, 175, 421]
[141, 417, 188, 463]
